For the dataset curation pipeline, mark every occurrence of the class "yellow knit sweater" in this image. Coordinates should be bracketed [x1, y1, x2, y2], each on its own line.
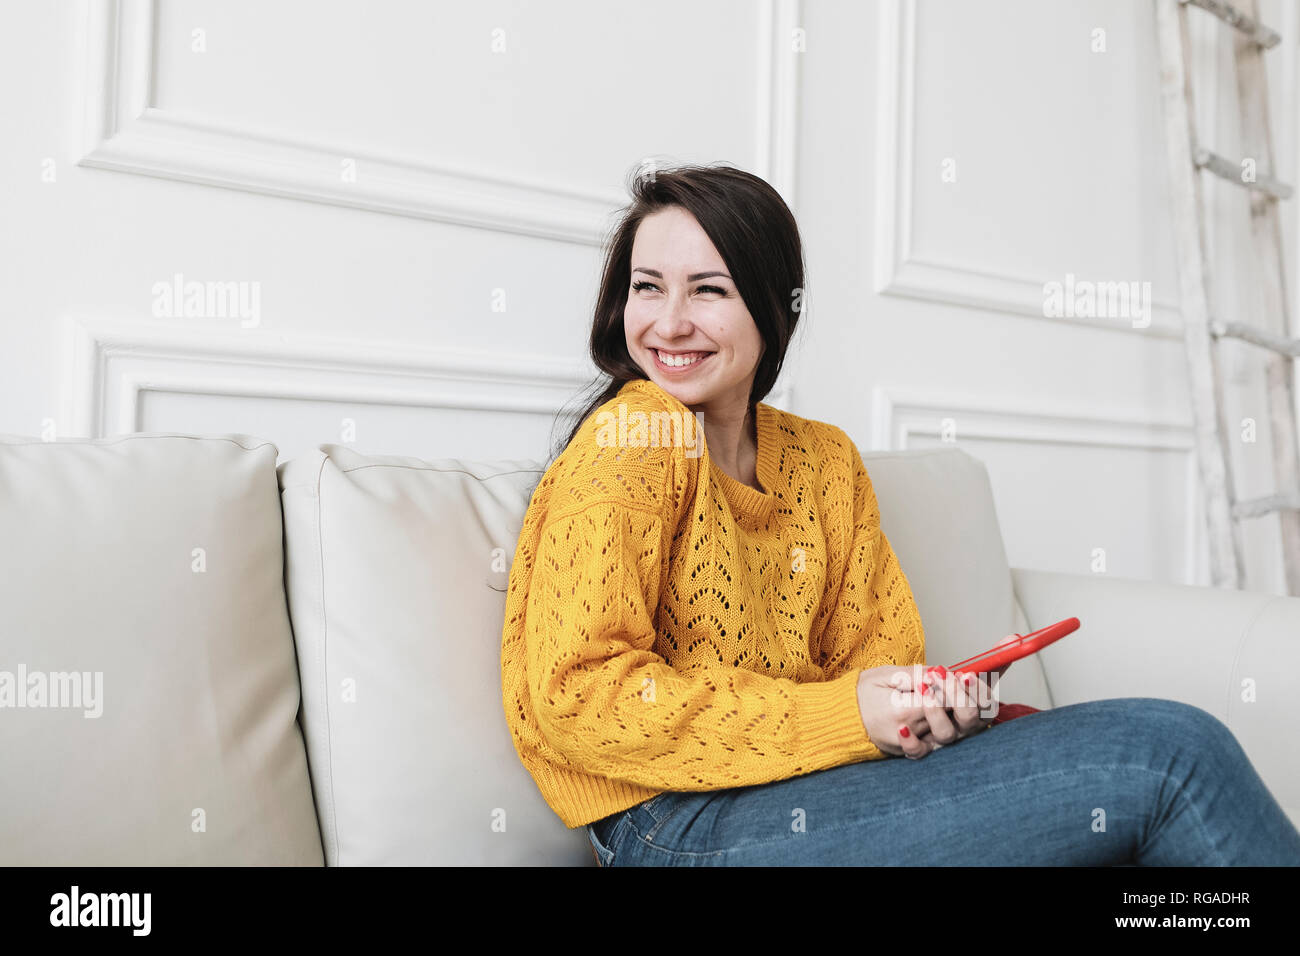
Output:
[500, 377, 927, 828]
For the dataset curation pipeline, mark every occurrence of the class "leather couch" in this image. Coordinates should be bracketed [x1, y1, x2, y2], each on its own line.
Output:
[2, 433, 1294, 864]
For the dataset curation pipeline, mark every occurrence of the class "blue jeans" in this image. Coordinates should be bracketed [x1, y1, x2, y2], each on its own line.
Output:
[585, 697, 1300, 865]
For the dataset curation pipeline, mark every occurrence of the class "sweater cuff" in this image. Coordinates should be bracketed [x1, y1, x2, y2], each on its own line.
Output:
[797, 669, 884, 763]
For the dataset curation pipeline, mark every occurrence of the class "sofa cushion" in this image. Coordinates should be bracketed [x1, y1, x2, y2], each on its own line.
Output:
[0, 433, 324, 865]
[861, 447, 1053, 710]
[278, 445, 589, 865]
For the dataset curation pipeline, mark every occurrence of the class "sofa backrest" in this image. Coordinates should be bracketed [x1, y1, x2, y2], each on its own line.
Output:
[861, 447, 1051, 710]
[0, 433, 323, 865]
[277, 444, 580, 865]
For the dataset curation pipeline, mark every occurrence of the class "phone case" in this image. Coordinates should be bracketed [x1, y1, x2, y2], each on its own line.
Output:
[945, 617, 1081, 726]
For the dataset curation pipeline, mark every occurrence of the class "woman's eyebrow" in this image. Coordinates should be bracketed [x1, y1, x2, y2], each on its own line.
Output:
[632, 267, 732, 281]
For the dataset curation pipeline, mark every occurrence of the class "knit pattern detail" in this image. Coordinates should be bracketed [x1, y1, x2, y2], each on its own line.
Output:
[500, 378, 927, 828]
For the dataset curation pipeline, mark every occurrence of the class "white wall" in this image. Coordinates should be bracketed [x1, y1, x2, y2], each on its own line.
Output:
[1, 0, 1297, 594]
[2, 0, 799, 467]
[790, 0, 1300, 594]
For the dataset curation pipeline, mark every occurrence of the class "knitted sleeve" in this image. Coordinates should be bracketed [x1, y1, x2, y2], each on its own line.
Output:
[523, 495, 884, 792]
[819, 441, 927, 680]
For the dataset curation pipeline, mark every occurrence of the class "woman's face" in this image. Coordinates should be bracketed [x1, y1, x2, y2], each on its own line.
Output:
[623, 206, 763, 412]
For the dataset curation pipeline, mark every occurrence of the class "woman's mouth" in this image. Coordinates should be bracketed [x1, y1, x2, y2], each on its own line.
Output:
[651, 348, 715, 373]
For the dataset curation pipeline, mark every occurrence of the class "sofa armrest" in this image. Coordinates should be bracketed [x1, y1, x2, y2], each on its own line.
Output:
[1012, 567, 1300, 827]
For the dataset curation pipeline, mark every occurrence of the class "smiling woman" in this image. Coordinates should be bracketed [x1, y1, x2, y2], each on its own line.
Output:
[621, 207, 771, 486]
[554, 164, 800, 469]
[498, 161, 1300, 867]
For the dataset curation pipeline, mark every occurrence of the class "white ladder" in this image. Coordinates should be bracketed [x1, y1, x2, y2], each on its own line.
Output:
[1155, 0, 1300, 594]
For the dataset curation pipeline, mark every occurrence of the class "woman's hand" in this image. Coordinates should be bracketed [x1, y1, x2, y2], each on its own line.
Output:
[909, 632, 1019, 749]
[913, 634, 1021, 748]
[856, 663, 999, 760]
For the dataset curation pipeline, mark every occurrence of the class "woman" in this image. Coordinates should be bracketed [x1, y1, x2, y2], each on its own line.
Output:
[499, 162, 1300, 866]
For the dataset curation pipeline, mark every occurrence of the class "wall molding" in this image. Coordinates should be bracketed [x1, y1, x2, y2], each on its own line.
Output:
[76, 0, 803, 243]
[871, 383, 1204, 585]
[60, 315, 793, 445]
[61, 314, 598, 438]
[872, 0, 1183, 337]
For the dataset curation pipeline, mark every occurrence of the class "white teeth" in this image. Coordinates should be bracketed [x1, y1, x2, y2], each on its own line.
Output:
[656, 349, 709, 367]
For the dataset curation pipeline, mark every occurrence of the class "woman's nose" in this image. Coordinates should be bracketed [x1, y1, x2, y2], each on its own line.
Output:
[654, 296, 695, 336]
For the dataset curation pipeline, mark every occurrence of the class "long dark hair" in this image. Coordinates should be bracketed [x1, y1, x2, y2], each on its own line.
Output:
[547, 161, 806, 464]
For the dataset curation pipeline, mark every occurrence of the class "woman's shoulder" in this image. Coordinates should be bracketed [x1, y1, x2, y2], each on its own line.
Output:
[761, 403, 869, 523]
[762, 401, 860, 473]
[535, 378, 703, 519]
[587, 377, 706, 460]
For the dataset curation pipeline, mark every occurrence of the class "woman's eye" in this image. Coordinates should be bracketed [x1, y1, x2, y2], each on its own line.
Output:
[631, 281, 726, 296]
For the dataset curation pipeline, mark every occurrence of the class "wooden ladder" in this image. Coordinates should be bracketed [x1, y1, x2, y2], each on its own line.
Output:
[1155, 0, 1300, 594]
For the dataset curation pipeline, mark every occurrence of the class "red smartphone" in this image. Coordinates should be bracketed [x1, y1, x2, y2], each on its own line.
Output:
[948, 617, 1080, 676]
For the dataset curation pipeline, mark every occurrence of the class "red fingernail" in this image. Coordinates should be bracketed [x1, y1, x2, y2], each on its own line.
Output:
[899, 725, 911, 738]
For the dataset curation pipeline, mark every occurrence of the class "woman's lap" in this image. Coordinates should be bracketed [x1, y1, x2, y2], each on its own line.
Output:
[587, 697, 1300, 866]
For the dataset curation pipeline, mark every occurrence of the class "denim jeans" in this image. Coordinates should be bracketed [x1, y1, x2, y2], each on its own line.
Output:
[585, 697, 1300, 866]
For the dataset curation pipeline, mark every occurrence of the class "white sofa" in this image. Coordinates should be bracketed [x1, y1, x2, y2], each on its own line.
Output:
[2, 432, 1295, 865]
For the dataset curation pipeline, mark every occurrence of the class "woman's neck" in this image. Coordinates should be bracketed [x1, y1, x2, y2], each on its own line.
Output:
[702, 403, 760, 492]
